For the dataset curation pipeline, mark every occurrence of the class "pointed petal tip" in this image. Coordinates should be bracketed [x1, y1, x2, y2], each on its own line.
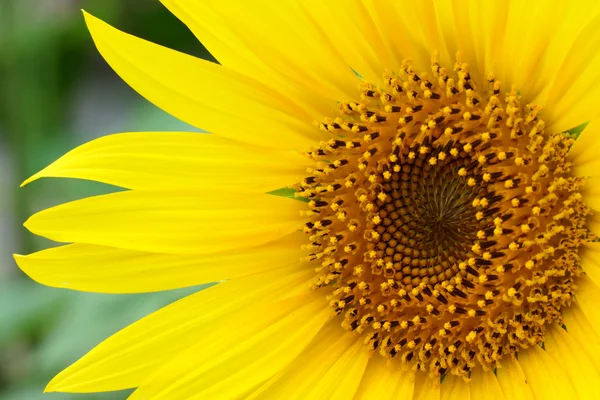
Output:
[20, 173, 39, 187]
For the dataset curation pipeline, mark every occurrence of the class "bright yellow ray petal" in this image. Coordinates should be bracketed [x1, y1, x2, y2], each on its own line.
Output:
[579, 242, 600, 289]
[494, 357, 534, 400]
[21, 132, 306, 192]
[413, 372, 440, 400]
[159, 0, 357, 105]
[544, 324, 600, 398]
[469, 368, 505, 400]
[15, 232, 304, 293]
[248, 321, 361, 400]
[440, 375, 470, 400]
[24, 190, 303, 255]
[517, 345, 575, 399]
[128, 292, 330, 400]
[500, 1, 590, 106]
[432, 1, 509, 89]
[573, 275, 600, 337]
[45, 267, 315, 393]
[354, 356, 415, 400]
[541, 9, 600, 132]
[83, 11, 320, 150]
[562, 304, 600, 372]
[569, 118, 600, 178]
[302, 1, 392, 85]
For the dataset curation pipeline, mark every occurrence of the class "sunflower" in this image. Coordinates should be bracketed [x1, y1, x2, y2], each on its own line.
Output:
[14, 0, 600, 398]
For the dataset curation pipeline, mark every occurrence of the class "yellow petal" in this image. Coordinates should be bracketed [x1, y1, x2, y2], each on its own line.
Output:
[500, 1, 594, 108]
[494, 357, 534, 400]
[159, 0, 357, 106]
[440, 375, 470, 400]
[568, 119, 599, 177]
[496, 357, 534, 400]
[354, 356, 415, 400]
[128, 292, 330, 400]
[22, 132, 306, 192]
[573, 274, 600, 337]
[469, 368, 505, 400]
[544, 324, 600, 398]
[302, 1, 392, 84]
[433, 1, 509, 88]
[413, 372, 440, 400]
[579, 242, 600, 289]
[250, 320, 370, 400]
[24, 190, 304, 255]
[541, 10, 600, 132]
[15, 232, 304, 293]
[517, 345, 575, 399]
[252, 324, 368, 400]
[83, 11, 319, 150]
[249, 321, 359, 399]
[562, 303, 600, 372]
[46, 267, 315, 393]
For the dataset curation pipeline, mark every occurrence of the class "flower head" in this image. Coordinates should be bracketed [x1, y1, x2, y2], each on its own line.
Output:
[14, 1, 600, 399]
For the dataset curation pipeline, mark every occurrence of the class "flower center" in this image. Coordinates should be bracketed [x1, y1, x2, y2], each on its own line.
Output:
[297, 55, 594, 380]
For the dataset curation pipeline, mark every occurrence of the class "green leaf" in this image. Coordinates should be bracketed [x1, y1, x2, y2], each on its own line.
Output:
[268, 187, 309, 203]
[566, 121, 589, 140]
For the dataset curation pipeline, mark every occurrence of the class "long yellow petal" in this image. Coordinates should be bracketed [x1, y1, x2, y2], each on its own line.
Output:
[495, 357, 534, 400]
[562, 304, 600, 373]
[354, 356, 415, 400]
[568, 119, 599, 177]
[83, 11, 320, 150]
[440, 375, 470, 400]
[544, 324, 600, 398]
[573, 275, 600, 337]
[248, 321, 361, 400]
[517, 345, 575, 399]
[21, 132, 306, 192]
[301, 1, 393, 85]
[500, 1, 593, 108]
[128, 292, 330, 400]
[15, 232, 304, 293]
[159, 0, 357, 106]
[45, 267, 315, 393]
[579, 242, 600, 289]
[469, 368, 505, 400]
[24, 190, 304, 255]
[541, 9, 600, 132]
[413, 372, 440, 400]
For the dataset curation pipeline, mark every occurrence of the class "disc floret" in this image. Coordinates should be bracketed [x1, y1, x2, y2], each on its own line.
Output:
[298, 55, 593, 380]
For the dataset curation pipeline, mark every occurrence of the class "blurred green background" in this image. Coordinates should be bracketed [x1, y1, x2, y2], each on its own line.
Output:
[0, 1, 214, 398]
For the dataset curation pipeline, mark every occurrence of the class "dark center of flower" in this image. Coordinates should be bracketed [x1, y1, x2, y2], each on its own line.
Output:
[297, 54, 593, 380]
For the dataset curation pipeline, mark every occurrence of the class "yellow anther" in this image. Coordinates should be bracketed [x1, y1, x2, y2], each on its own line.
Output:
[458, 168, 467, 177]
[466, 331, 477, 343]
